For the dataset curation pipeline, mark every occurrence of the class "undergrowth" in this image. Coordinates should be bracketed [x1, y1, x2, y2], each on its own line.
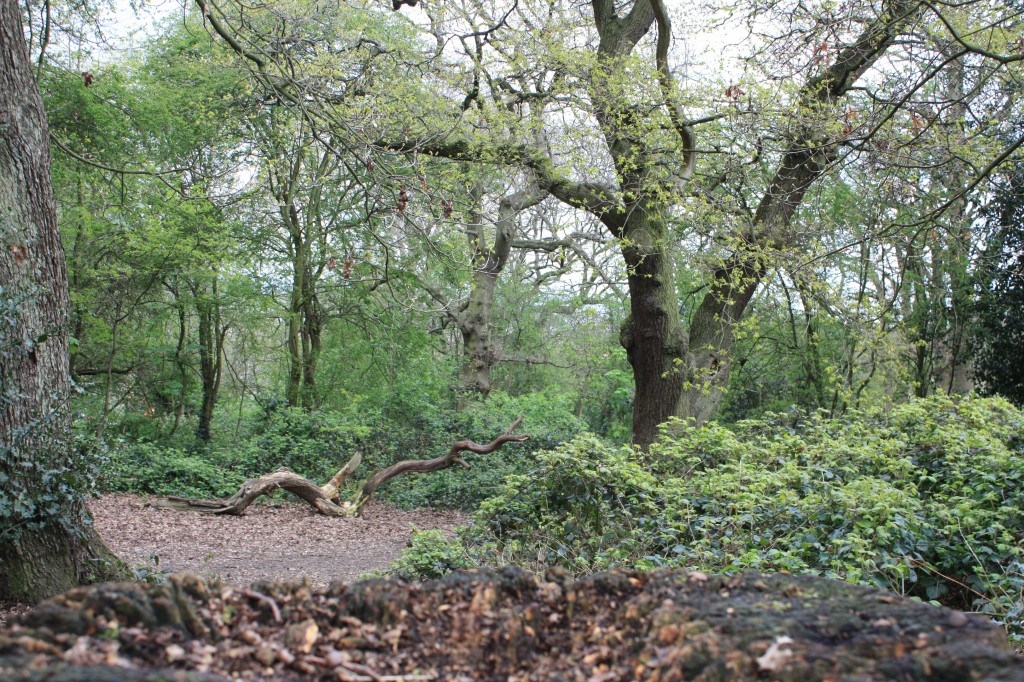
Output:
[391, 394, 1024, 645]
[96, 389, 585, 510]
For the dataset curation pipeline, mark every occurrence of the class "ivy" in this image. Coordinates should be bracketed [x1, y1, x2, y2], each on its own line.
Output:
[402, 395, 1024, 642]
[0, 289, 102, 549]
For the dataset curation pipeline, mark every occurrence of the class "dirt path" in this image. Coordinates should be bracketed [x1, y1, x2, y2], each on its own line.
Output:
[88, 494, 469, 589]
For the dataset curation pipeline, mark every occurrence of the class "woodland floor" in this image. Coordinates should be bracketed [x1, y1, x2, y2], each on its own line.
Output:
[0, 494, 467, 627]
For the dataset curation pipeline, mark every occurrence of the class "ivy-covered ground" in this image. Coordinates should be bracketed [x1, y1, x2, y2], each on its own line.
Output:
[390, 395, 1024, 648]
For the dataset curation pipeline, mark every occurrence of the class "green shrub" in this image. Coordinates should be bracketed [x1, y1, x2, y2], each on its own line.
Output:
[469, 434, 663, 574]
[367, 390, 587, 511]
[445, 394, 1023, 638]
[236, 403, 376, 484]
[102, 441, 243, 498]
[386, 529, 475, 581]
[455, 390, 590, 450]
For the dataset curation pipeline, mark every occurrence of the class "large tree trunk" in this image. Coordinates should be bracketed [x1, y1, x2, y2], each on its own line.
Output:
[0, 0, 122, 602]
[616, 210, 689, 450]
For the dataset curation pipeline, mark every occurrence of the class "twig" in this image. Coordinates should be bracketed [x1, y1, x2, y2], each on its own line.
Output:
[308, 657, 434, 681]
[906, 558, 987, 601]
[236, 588, 282, 623]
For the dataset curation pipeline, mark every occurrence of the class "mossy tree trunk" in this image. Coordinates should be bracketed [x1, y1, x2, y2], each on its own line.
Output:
[0, 0, 122, 602]
[457, 185, 545, 405]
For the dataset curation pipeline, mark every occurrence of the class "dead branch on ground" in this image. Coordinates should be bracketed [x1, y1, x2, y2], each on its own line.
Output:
[152, 417, 529, 517]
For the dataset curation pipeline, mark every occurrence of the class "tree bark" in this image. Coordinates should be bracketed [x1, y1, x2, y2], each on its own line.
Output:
[615, 210, 689, 449]
[286, 260, 304, 408]
[300, 277, 321, 410]
[457, 185, 544, 404]
[196, 275, 225, 442]
[0, 0, 122, 601]
[171, 287, 188, 436]
[157, 418, 529, 517]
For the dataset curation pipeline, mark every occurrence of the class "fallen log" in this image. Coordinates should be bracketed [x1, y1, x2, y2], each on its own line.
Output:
[152, 417, 529, 517]
[2, 569, 1022, 681]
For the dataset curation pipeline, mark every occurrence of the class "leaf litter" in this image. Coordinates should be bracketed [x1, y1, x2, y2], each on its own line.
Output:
[89, 494, 468, 587]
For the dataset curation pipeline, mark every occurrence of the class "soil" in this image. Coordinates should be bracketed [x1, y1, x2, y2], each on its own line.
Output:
[0, 494, 467, 628]
[89, 494, 469, 588]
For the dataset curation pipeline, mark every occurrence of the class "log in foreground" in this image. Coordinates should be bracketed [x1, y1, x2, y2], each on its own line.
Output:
[1, 569, 1022, 681]
[155, 417, 529, 517]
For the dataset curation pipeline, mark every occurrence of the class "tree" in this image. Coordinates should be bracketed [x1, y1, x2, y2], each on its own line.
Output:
[0, 0, 121, 601]
[974, 167, 1024, 404]
[375, 0, 926, 447]
[172, 0, 1024, 446]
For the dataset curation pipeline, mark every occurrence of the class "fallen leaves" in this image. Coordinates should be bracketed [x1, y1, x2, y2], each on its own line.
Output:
[1, 569, 1018, 681]
[88, 494, 467, 588]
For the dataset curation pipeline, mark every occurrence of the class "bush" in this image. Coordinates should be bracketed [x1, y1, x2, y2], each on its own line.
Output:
[430, 394, 1023, 639]
[102, 441, 243, 498]
[386, 530, 475, 581]
[234, 403, 376, 484]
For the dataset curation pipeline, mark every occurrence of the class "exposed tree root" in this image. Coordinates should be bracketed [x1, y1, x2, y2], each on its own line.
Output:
[152, 417, 529, 517]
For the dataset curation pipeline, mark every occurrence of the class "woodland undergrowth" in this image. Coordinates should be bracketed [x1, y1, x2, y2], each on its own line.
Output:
[391, 394, 1024, 646]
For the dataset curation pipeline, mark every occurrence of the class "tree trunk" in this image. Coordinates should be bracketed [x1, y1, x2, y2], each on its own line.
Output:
[196, 276, 224, 442]
[459, 267, 498, 403]
[94, 302, 122, 439]
[286, 284, 303, 408]
[0, 0, 122, 601]
[300, 278, 321, 410]
[171, 289, 188, 436]
[616, 210, 689, 450]
[456, 184, 544, 406]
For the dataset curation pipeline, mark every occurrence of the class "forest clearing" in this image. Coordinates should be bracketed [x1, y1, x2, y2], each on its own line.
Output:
[3, 0, 1024, 677]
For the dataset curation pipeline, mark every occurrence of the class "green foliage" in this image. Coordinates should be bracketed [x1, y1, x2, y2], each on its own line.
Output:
[96, 388, 587, 512]
[440, 395, 1023, 636]
[102, 441, 244, 499]
[455, 390, 589, 449]
[99, 400, 375, 498]
[238, 403, 377, 484]
[386, 530, 475, 581]
[472, 434, 661, 573]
